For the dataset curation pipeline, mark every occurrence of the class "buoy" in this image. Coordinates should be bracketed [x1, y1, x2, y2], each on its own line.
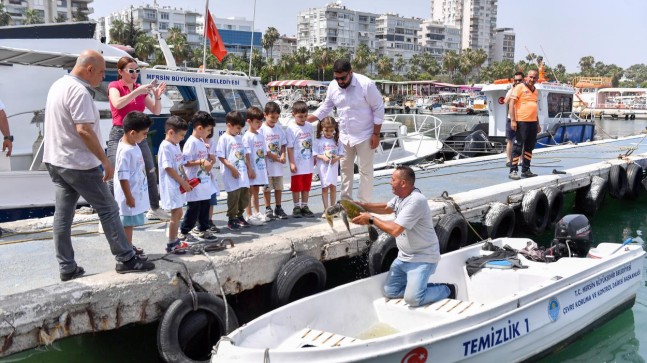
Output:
[520, 189, 549, 235]
[435, 213, 468, 253]
[157, 292, 238, 363]
[483, 202, 515, 239]
[625, 163, 644, 200]
[542, 186, 564, 224]
[575, 176, 607, 216]
[271, 255, 327, 308]
[608, 165, 628, 199]
[368, 232, 398, 275]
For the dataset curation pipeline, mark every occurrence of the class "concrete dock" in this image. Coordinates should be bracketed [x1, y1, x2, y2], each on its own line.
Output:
[1, 135, 647, 356]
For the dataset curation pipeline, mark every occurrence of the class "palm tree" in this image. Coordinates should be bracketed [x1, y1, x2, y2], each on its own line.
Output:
[23, 8, 43, 25]
[443, 50, 459, 77]
[261, 58, 277, 82]
[376, 55, 393, 78]
[251, 48, 265, 76]
[109, 19, 127, 44]
[578, 56, 595, 76]
[134, 34, 157, 62]
[0, 4, 12, 26]
[166, 27, 190, 64]
[458, 54, 472, 83]
[277, 54, 293, 79]
[525, 52, 538, 64]
[310, 47, 324, 80]
[262, 27, 280, 59]
[406, 65, 420, 81]
[469, 48, 488, 81]
[352, 44, 372, 73]
[293, 47, 310, 78]
[394, 54, 407, 75]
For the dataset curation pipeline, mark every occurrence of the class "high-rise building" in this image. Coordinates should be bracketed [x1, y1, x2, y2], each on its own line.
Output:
[1, 0, 93, 25]
[201, 16, 262, 58]
[492, 27, 515, 63]
[375, 13, 423, 73]
[419, 19, 460, 61]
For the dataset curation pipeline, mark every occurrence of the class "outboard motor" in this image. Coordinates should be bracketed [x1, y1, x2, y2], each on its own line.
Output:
[547, 214, 592, 260]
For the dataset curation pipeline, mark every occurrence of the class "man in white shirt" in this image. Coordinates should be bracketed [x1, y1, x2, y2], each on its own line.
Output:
[0, 99, 12, 157]
[43, 49, 154, 281]
[308, 59, 384, 203]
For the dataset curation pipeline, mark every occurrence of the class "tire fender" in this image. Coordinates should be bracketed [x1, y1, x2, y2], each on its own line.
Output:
[435, 213, 468, 253]
[575, 175, 607, 216]
[271, 255, 327, 308]
[608, 164, 628, 199]
[625, 163, 644, 200]
[520, 189, 549, 235]
[483, 202, 515, 239]
[157, 292, 238, 363]
[542, 186, 564, 224]
[368, 232, 398, 276]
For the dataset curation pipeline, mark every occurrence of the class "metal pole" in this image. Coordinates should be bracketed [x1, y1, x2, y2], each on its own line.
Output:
[202, 0, 208, 71]
[248, 0, 257, 77]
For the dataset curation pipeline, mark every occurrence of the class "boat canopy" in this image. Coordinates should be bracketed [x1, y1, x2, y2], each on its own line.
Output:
[266, 80, 325, 87]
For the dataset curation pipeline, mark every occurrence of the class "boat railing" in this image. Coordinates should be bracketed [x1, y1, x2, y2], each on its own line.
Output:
[151, 65, 249, 77]
[381, 114, 442, 164]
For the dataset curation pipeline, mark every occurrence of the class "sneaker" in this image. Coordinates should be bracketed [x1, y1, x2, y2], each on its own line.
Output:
[521, 170, 538, 178]
[292, 206, 302, 218]
[115, 256, 155, 274]
[166, 239, 189, 254]
[190, 229, 219, 242]
[132, 246, 148, 261]
[265, 207, 277, 221]
[146, 208, 171, 221]
[247, 215, 264, 226]
[444, 283, 457, 299]
[60, 266, 85, 282]
[208, 222, 221, 233]
[227, 219, 241, 230]
[257, 213, 268, 223]
[301, 206, 315, 218]
[509, 171, 520, 180]
[178, 232, 200, 244]
[237, 216, 251, 228]
[274, 206, 289, 220]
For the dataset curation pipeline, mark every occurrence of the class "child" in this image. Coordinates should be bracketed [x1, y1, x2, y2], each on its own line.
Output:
[114, 111, 153, 258]
[157, 115, 192, 253]
[179, 111, 219, 242]
[286, 101, 315, 218]
[216, 111, 251, 230]
[314, 117, 344, 216]
[203, 128, 221, 233]
[242, 106, 268, 225]
[260, 101, 288, 220]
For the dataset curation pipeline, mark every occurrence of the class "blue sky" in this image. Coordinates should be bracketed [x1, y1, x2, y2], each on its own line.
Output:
[92, 0, 647, 73]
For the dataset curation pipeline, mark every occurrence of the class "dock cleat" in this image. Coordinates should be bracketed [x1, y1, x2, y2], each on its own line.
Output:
[323, 200, 379, 241]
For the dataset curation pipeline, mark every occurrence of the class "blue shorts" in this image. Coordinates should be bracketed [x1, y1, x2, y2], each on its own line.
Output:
[506, 118, 516, 141]
[121, 213, 145, 227]
[209, 193, 218, 206]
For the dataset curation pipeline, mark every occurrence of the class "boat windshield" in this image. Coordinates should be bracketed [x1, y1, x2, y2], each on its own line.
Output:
[205, 87, 263, 114]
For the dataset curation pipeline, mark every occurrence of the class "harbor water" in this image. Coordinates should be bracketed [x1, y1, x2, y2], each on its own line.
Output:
[2, 118, 647, 363]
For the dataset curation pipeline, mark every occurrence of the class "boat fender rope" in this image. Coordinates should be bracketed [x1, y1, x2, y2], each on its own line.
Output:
[264, 348, 271, 363]
[440, 192, 484, 241]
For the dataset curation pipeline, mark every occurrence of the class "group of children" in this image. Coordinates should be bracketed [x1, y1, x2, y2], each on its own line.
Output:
[111, 100, 344, 255]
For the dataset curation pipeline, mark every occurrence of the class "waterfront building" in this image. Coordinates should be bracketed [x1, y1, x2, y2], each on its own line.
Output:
[375, 13, 423, 74]
[199, 16, 262, 58]
[418, 19, 460, 62]
[271, 35, 297, 60]
[0, 0, 93, 24]
[492, 27, 515, 63]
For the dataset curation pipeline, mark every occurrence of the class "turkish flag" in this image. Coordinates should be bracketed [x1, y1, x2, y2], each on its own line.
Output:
[205, 9, 227, 62]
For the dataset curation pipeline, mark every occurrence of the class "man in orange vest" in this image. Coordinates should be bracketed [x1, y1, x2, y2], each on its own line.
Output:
[508, 69, 542, 179]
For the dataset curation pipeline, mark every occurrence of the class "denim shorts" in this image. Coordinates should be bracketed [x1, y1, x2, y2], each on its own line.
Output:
[209, 193, 218, 206]
[121, 212, 145, 227]
[506, 118, 516, 141]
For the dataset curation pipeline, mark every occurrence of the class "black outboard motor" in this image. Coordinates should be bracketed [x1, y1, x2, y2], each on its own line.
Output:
[547, 214, 592, 260]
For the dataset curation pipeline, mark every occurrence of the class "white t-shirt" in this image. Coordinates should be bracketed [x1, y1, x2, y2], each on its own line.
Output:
[43, 75, 102, 170]
[158, 139, 186, 210]
[314, 137, 345, 187]
[207, 137, 220, 196]
[242, 130, 268, 186]
[286, 122, 315, 175]
[259, 123, 287, 177]
[183, 135, 214, 202]
[216, 132, 250, 192]
[114, 141, 150, 216]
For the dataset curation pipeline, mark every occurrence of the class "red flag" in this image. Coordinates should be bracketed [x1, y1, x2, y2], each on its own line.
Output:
[205, 9, 227, 62]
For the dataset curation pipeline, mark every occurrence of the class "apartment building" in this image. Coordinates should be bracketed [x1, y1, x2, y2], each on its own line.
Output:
[491, 27, 515, 63]
[375, 13, 423, 72]
[272, 35, 297, 60]
[419, 19, 460, 61]
[1, 0, 93, 24]
[201, 16, 262, 57]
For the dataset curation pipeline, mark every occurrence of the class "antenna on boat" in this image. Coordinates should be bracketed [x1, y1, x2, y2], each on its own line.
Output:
[248, 0, 257, 78]
[539, 45, 560, 83]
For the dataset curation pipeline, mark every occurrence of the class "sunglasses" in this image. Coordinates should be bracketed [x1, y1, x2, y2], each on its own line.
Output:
[125, 68, 141, 74]
[513, 79, 523, 83]
[334, 73, 349, 82]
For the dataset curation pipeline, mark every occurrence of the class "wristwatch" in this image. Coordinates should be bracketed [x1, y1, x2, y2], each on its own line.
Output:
[3, 135, 13, 142]
[369, 216, 374, 225]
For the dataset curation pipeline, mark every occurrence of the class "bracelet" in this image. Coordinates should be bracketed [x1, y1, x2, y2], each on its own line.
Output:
[156, 97, 162, 100]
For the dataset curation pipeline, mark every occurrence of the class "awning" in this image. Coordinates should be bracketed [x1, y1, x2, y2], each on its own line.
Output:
[267, 80, 324, 87]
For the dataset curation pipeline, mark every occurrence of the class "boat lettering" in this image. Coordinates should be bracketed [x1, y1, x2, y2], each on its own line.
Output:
[143, 74, 240, 85]
[461, 319, 529, 357]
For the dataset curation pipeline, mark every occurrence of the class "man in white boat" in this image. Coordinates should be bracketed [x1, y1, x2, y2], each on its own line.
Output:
[43, 49, 155, 281]
[508, 69, 541, 179]
[352, 165, 456, 307]
[0, 99, 12, 156]
[307, 59, 384, 203]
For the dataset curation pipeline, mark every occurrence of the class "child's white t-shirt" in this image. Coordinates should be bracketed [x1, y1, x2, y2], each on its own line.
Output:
[259, 123, 287, 177]
[114, 141, 150, 216]
[158, 139, 186, 210]
[207, 137, 220, 196]
[314, 137, 345, 187]
[216, 132, 250, 192]
[183, 135, 214, 202]
[242, 130, 268, 185]
[286, 122, 315, 175]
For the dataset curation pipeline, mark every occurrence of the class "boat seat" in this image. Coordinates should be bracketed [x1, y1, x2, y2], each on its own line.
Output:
[384, 297, 485, 315]
[279, 328, 362, 349]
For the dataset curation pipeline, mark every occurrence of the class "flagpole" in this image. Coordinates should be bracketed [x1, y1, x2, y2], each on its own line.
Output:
[202, 0, 209, 71]
[248, 0, 257, 77]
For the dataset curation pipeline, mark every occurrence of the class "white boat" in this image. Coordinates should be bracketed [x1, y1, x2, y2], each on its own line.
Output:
[581, 88, 647, 120]
[212, 215, 644, 362]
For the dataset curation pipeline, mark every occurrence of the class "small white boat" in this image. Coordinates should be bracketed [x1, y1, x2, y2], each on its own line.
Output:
[212, 215, 644, 362]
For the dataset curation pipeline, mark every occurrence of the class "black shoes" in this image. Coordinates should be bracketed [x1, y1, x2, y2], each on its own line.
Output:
[60, 266, 85, 282]
[521, 170, 538, 178]
[445, 283, 457, 299]
[115, 256, 155, 274]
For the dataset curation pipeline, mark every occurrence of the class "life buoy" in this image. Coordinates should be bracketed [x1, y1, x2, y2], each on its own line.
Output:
[542, 186, 564, 224]
[271, 255, 327, 308]
[435, 213, 468, 253]
[157, 292, 238, 363]
[368, 232, 398, 275]
[483, 202, 515, 239]
[520, 189, 549, 235]
[575, 176, 607, 216]
[608, 164, 628, 199]
[625, 163, 644, 200]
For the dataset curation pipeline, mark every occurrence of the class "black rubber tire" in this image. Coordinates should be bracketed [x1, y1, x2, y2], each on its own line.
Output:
[271, 255, 327, 308]
[435, 213, 468, 253]
[368, 232, 398, 275]
[157, 292, 238, 363]
[483, 203, 515, 239]
[542, 186, 564, 225]
[575, 176, 607, 216]
[520, 189, 549, 235]
[625, 163, 644, 200]
[608, 165, 628, 199]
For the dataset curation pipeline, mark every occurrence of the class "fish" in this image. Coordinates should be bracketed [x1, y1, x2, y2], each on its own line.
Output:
[324, 200, 379, 242]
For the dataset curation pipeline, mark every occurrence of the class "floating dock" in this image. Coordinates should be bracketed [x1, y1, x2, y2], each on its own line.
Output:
[1, 135, 646, 357]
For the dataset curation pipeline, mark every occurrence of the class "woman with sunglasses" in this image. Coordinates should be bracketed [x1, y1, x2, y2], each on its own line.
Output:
[107, 56, 169, 223]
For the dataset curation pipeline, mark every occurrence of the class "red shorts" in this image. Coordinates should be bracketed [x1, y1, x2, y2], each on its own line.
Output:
[290, 173, 312, 192]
